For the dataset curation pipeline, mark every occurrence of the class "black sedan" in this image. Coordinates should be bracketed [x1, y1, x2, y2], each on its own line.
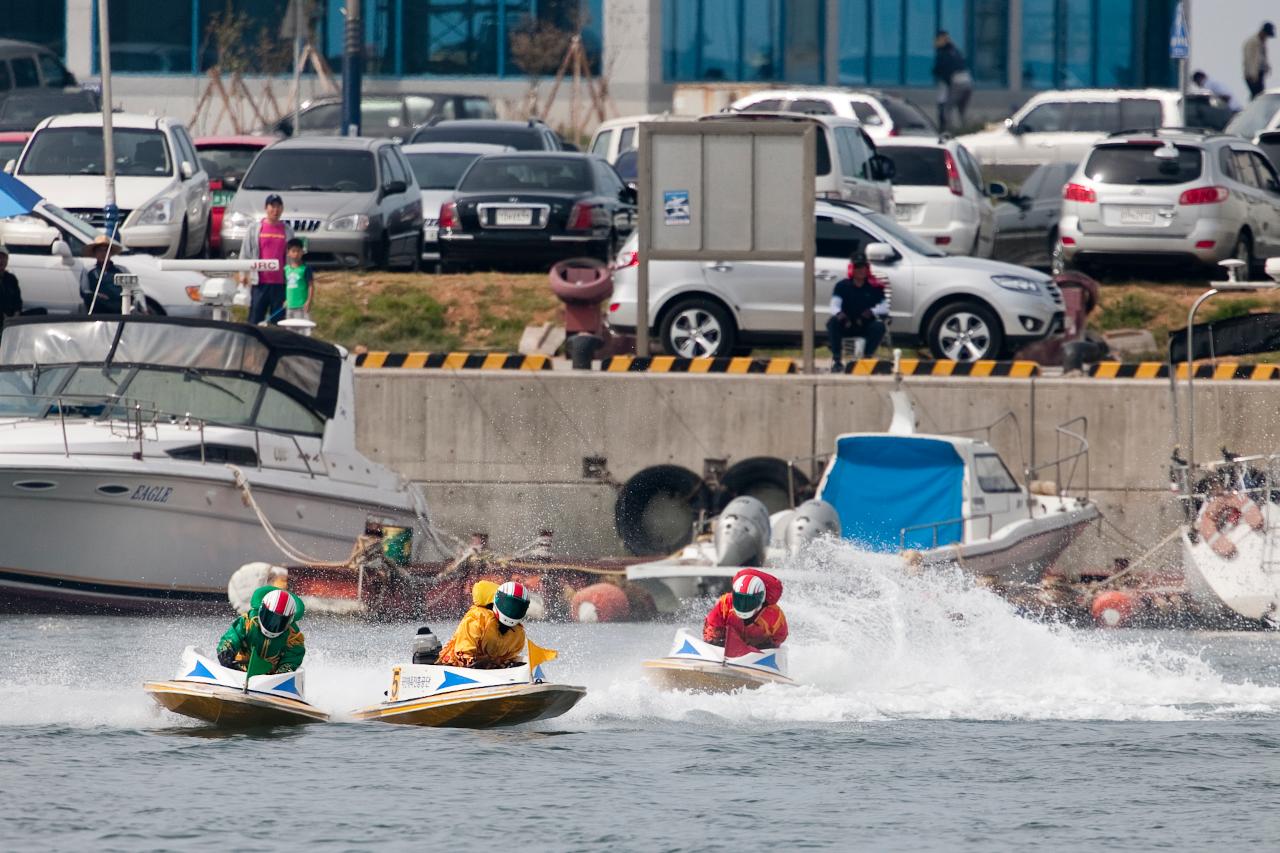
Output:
[438, 152, 636, 271]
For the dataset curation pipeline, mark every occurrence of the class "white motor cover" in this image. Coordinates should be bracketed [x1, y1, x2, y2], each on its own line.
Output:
[714, 496, 771, 567]
[784, 499, 842, 554]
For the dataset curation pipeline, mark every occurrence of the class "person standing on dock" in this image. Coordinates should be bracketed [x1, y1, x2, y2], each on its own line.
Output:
[239, 194, 294, 325]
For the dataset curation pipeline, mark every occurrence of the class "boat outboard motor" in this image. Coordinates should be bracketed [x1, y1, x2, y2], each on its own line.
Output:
[714, 496, 771, 567]
[784, 499, 842, 555]
[412, 626, 441, 665]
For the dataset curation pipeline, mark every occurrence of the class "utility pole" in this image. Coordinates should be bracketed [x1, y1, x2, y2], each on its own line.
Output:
[341, 0, 362, 136]
[96, 0, 118, 239]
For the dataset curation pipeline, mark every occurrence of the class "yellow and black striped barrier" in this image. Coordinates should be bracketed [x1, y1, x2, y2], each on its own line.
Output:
[355, 352, 552, 370]
[599, 356, 797, 374]
[841, 359, 1041, 378]
[1089, 362, 1280, 380]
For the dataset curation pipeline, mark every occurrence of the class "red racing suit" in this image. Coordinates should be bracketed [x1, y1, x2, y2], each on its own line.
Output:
[703, 594, 788, 650]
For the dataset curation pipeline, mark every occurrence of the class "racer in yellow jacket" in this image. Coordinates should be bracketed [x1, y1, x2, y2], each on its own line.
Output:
[437, 581, 529, 668]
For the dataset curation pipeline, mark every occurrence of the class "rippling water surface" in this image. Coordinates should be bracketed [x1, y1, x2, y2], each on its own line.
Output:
[5, 542, 1280, 851]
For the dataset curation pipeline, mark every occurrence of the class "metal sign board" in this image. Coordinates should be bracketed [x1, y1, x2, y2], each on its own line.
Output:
[636, 121, 817, 369]
[1170, 2, 1189, 59]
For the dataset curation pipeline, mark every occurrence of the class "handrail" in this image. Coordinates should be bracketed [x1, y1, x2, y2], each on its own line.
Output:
[899, 512, 995, 550]
[1025, 416, 1090, 505]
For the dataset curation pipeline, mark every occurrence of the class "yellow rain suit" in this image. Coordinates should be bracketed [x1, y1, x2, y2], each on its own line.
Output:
[437, 605, 526, 669]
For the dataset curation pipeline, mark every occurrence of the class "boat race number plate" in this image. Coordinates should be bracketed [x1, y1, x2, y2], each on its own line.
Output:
[131, 485, 173, 503]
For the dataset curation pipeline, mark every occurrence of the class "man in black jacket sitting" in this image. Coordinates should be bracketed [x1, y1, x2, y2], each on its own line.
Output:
[827, 252, 888, 374]
[0, 244, 22, 327]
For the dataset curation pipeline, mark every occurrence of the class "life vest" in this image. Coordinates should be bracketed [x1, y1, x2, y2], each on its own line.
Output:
[1197, 493, 1265, 559]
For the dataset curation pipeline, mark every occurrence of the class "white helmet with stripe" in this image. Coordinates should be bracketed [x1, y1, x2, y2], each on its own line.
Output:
[493, 581, 531, 627]
[731, 574, 766, 620]
[258, 588, 297, 637]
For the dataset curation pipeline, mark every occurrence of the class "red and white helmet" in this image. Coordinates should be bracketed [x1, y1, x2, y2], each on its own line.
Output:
[493, 581, 531, 627]
[731, 574, 766, 620]
[258, 588, 297, 637]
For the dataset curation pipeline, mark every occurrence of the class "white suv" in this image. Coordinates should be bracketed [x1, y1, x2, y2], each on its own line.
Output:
[729, 88, 936, 139]
[10, 113, 211, 258]
[878, 137, 996, 257]
[608, 201, 1062, 362]
[957, 89, 1182, 177]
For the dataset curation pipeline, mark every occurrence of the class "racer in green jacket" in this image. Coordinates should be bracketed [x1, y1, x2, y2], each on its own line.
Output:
[217, 586, 306, 674]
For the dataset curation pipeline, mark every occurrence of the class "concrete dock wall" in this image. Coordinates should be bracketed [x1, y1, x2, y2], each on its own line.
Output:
[353, 370, 1280, 573]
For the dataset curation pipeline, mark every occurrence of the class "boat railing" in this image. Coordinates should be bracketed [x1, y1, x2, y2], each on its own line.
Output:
[1024, 416, 1090, 507]
[899, 512, 994, 551]
[1170, 453, 1280, 527]
[0, 392, 319, 478]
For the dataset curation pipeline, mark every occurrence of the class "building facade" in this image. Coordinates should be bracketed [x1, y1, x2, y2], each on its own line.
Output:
[3, 0, 1181, 129]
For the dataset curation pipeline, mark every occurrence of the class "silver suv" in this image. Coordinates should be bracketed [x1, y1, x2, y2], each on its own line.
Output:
[1059, 129, 1280, 274]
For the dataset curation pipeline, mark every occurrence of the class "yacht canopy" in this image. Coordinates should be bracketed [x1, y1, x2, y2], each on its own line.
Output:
[0, 316, 342, 418]
[818, 435, 964, 551]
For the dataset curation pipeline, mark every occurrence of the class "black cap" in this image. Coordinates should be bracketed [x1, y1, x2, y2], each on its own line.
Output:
[849, 250, 869, 266]
[1265, 21, 1276, 37]
[265, 193, 284, 206]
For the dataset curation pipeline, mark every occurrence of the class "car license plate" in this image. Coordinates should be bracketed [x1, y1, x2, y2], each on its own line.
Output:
[1118, 206, 1156, 225]
[894, 205, 918, 222]
[423, 227, 439, 242]
[495, 208, 533, 226]
[211, 189, 235, 207]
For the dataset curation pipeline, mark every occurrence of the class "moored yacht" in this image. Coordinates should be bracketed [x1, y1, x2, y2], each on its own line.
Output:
[0, 315, 428, 611]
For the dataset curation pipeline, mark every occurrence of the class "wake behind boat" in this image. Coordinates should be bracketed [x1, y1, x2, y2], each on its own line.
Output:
[0, 315, 430, 612]
[642, 629, 794, 693]
[143, 646, 328, 726]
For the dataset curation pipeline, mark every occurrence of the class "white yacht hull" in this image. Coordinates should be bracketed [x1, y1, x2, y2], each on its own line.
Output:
[0, 461, 414, 611]
[1180, 504, 1280, 624]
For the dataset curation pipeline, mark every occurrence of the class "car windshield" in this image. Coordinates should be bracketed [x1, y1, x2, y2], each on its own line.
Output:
[0, 92, 97, 125]
[412, 126, 544, 150]
[883, 99, 936, 133]
[1226, 93, 1280, 139]
[20, 127, 172, 177]
[242, 149, 376, 193]
[1084, 144, 1203, 184]
[862, 210, 948, 256]
[197, 145, 263, 183]
[459, 157, 591, 192]
[406, 151, 484, 189]
[361, 100, 407, 136]
[885, 147, 949, 186]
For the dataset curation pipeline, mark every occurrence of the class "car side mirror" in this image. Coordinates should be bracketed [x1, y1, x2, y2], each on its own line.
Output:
[621, 186, 638, 205]
[1005, 117, 1024, 136]
[869, 154, 895, 182]
[987, 181, 1009, 199]
[865, 242, 897, 263]
[384, 179, 408, 196]
[180, 161, 194, 180]
[222, 174, 240, 191]
[52, 240, 73, 263]
[3, 160, 13, 174]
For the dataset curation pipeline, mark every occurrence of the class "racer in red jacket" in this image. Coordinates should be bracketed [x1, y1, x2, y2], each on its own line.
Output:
[703, 569, 788, 651]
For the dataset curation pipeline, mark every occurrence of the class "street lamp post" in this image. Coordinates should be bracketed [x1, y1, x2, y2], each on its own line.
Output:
[96, 0, 118, 239]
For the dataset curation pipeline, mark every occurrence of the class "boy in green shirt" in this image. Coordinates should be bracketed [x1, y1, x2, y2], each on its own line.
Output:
[283, 238, 313, 323]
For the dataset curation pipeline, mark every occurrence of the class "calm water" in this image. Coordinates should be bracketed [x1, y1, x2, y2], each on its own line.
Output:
[4, 542, 1280, 852]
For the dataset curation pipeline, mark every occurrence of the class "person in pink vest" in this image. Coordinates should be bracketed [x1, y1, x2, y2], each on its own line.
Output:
[239, 193, 294, 325]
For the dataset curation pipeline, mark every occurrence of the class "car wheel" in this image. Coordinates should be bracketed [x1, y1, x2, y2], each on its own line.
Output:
[1231, 230, 1256, 279]
[1048, 230, 1067, 274]
[926, 301, 1003, 362]
[659, 298, 736, 358]
[175, 220, 189, 258]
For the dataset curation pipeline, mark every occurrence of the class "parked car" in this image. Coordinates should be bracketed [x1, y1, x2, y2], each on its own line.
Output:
[697, 111, 896, 213]
[0, 131, 28, 166]
[0, 90, 99, 132]
[273, 93, 496, 139]
[401, 142, 512, 268]
[438, 152, 636, 271]
[992, 161, 1078, 270]
[957, 89, 1184, 179]
[878, 137, 996, 257]
[1058, 129, 1280, 275]
[729, 88, 936, 139]
[12, 112, 211, 258]
[0, 201, 210, 316]
[1257, 130, 1280, 172]
[588, 113, 690, 163]
[0, 39, 77, 93]
[221, 136, 423, 270]
[1224, 89, 1280, 140]
[409, 118, 565, 151]
[195, 136, 272, 254]
[608, 200, 1062, 361]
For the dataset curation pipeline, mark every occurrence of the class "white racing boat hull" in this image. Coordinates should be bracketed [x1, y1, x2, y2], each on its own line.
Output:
[144, 647, 329, 726]
[351, 662, 586, 729]
[642, 630, 794, 693]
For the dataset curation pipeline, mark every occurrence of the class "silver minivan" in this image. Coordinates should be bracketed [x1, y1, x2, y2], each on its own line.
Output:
[221, 136, 423, 270]
[697, 112, 896, 213]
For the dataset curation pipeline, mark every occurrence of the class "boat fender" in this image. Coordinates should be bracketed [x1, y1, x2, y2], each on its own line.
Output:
[571, 583, 631, 623]
[227, 562, 278, 613]
[720, 456, 809, 516]
[1196, 494, 1265, 559]
[1091, 590, 1137, 628]
[614, 465, 710, 555]
[412, 627, 441, 665]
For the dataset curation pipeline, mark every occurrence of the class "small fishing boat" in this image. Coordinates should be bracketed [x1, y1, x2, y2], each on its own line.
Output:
[642, 629, 794, 693]
[143, 646, 329, 726]
[351, 659, 585, 728]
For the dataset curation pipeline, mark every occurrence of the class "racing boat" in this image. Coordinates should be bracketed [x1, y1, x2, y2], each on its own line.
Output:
[143, 646, 329, 726]
[642, 629, 794, 693]
[351, 654, 585, 728]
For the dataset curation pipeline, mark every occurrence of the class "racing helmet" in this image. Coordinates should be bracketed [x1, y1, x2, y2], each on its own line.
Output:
[258, 588, 297, 638]
[731, 574, 766, 620]
[493, 581, 531, 627]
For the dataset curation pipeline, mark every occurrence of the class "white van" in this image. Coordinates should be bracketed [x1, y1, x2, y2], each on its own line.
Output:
[588, 113, 691, 164]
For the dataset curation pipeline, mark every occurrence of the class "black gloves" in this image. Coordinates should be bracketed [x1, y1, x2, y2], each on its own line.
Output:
[217, 647, 237, 668]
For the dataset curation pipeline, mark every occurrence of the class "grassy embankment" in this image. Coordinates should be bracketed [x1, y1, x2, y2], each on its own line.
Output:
[312, 271, 1280, 360]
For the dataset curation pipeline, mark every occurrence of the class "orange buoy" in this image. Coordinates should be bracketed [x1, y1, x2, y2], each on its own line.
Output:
[1091, 590, 1138, 628]
[571, 583, 631, 623]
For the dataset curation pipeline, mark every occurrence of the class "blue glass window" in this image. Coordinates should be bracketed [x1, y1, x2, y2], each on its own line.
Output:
[837, 0, 869, 84]
[0, 3, 67, 57]
[1021, 0, 1139, 89]
[840, 0, 1008, 88]
[664, 0, 822, 82]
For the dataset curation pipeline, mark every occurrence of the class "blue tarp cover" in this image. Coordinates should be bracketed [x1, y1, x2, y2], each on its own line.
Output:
[819, 435, 964, 551]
